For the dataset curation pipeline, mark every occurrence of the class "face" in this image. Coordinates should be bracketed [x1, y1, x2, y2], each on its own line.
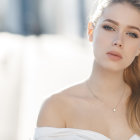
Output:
[90, 3, 140, 71]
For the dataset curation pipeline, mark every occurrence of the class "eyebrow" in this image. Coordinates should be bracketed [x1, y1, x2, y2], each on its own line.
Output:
[103, 19, 140, 33]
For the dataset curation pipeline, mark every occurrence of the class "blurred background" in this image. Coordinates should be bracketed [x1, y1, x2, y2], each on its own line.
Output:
[0, 0, 95, 140]
[0, 0, 94, 37]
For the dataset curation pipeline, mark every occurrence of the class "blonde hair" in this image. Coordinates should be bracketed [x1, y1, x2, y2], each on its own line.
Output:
[90, 0, 140, 135]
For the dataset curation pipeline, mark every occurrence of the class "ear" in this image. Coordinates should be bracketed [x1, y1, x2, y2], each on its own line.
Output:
[88, 22, 94, 42]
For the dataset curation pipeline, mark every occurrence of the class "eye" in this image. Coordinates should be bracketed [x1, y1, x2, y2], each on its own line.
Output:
[102, 25, 115, 31]
[126, 32, 139, 38]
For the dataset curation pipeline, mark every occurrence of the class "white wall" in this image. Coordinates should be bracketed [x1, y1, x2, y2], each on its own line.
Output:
[0, 33, 94, 140]
[0, 33, 24, 140]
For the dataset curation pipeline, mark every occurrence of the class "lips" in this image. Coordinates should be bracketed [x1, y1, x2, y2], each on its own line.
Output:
[107, 51, 122, 58]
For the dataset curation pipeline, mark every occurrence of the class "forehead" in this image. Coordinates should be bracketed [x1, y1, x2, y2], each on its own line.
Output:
[99, 3, 140, 27]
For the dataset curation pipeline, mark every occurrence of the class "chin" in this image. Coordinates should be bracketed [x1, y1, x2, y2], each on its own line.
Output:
[99, 62, 124, 72]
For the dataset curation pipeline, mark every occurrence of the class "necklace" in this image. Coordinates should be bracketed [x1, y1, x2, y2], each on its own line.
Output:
[86, 81, 126, 112]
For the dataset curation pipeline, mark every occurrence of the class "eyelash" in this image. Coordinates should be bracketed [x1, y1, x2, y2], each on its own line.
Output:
[102, 25, 139, 38]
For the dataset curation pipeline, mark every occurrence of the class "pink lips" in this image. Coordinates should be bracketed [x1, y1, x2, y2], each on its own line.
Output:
[107, 51, 122, 58]
[106, 51, 122, 61]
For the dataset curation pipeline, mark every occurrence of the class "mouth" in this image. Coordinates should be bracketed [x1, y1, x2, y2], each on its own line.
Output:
[106, 51, 122, 61]
[107, 51, 122, 58]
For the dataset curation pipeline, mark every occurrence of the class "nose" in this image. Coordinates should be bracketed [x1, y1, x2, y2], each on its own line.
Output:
[112, 35, 123, 48]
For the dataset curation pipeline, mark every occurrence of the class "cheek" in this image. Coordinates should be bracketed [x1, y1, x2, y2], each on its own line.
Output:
[123, 43, 140, 67]
[93, 26, 115, 49]
[125, 41, 140, 57]
[92, 30, 113, 56]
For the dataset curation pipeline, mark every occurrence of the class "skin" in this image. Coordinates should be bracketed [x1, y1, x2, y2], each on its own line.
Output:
[37, 2, 140, 140]
[87, 2, 140, 101]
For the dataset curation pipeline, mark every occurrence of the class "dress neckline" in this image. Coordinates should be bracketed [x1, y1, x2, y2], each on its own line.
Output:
[36, 126, 137, 140]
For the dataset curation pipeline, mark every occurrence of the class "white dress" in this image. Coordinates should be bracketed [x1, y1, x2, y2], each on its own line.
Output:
[34, 127, 140, 140]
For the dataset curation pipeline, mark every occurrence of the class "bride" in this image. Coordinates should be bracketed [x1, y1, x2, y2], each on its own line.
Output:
[34, 0, 140, 139]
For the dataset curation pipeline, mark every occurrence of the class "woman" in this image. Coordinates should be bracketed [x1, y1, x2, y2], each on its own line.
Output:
[34, 0, 140, 139]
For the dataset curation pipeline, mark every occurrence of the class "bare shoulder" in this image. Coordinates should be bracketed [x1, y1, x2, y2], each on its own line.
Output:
[37, 92, 67, 128]
[37, 82, 88, 128]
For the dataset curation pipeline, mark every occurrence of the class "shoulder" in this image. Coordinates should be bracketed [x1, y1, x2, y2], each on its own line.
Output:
[37, 92, 67, 127]
[37, 82, 88, 128]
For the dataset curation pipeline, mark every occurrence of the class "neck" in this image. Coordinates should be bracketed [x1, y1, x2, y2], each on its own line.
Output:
[87, 61, 130, 100]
